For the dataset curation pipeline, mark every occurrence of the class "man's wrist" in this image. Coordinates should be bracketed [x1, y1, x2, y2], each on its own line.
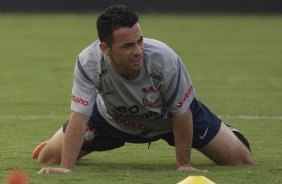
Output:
[177, 163, 190, 168]
[59, 165, 73, 172]
[60, 162, 74, 171]
[177, 164, 194, 171]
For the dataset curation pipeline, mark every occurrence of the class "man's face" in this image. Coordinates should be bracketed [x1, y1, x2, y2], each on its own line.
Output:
[100, 23, 144, 80]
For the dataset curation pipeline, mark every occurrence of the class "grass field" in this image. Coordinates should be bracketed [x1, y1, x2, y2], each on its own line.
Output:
[0, 14, 282, 183]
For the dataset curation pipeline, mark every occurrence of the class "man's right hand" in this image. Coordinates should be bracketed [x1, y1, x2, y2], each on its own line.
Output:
[177, 165, 208, 172]
[37, 167, 72, 174]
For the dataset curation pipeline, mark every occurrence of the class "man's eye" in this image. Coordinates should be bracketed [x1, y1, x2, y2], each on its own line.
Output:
[122, 44, 132, 48]
[138, 40, 143, 45]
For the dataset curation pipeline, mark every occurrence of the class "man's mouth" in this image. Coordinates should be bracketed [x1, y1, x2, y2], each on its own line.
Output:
[131, 57, 142, 65]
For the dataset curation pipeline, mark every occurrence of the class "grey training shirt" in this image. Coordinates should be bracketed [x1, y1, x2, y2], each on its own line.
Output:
[71, 38, 196, 138]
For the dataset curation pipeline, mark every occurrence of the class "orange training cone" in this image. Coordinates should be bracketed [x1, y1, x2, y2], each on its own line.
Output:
[5, 170, 29, 184]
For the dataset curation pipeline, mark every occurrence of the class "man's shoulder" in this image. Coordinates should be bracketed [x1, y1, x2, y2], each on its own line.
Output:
[144, 38, 173, 53]
[144, 38, 179, 72]
[78, 40, 103, 66]
[75, 40, 103, 82]
[144, 38, 178, 61]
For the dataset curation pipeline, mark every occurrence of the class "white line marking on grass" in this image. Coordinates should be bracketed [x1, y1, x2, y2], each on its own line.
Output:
[0, 115, 68, 120]
[0, 115, 282, 120]
[219, 115, 282, 121]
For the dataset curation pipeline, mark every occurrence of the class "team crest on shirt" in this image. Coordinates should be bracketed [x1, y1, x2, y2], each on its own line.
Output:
[84, 127, 98, 143]
[142, 87, 161, 107]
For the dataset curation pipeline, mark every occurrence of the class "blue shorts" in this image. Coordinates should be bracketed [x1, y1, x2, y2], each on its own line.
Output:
[63, 98, 221, 151]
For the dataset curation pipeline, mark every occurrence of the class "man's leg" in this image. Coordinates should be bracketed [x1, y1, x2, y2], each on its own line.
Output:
[34, 127, 91, 164]
[33, 120, 126, 165]
[225, 123, 251, 151]
[197, 122, 254, 165]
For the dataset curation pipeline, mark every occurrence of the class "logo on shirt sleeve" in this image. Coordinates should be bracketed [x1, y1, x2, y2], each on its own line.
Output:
[72, 95, 89, 106]
[177, 85, 194, 107]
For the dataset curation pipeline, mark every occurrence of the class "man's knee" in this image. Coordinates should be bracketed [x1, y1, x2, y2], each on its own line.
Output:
[198, 123, 254, 166]
[34, 128, 64, 165]
[222, 123, 254, 164]
[36, 144, 61, 165]
[238, 152, 254, 165]
[225, 123, 251, 151]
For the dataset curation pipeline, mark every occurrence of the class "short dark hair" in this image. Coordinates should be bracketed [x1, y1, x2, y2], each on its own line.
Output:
[96, 5, 139, 46]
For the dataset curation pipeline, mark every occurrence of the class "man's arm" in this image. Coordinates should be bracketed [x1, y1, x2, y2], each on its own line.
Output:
[61, 111, 89, 170]
[172, 108, 201, 171]
[38, 111, 89, 174]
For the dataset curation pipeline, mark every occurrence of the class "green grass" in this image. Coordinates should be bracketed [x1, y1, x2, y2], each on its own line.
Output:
[0, 14, 282, 183]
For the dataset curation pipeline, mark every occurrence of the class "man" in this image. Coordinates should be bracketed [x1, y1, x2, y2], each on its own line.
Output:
[33, 5, 254, 174]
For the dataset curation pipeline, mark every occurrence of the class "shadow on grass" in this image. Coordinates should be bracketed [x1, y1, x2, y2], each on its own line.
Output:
[78, 159, 172, 170]
[77, 158, 215, 172]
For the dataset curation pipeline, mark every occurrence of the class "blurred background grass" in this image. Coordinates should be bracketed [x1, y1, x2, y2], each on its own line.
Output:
[0, 14, 281, 115]
[0, 14, 282, 183]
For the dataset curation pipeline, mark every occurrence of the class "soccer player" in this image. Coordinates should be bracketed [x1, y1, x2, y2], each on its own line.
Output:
[33, 5, 254, 174]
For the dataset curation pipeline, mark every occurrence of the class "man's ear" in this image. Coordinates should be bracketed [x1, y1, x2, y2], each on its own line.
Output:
[99, 42, 110, 56]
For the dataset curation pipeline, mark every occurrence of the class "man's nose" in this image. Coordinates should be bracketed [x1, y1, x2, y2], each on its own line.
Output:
[133, 44, 143, 55]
